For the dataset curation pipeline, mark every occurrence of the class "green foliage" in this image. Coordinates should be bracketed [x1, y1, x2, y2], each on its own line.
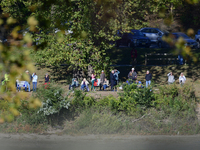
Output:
[118, 83, 155, 114]
[70, 90, 95, 111]
[155, 84, 197, 113]
[17, 100, 47, 125]
[33, 84, 70, 116]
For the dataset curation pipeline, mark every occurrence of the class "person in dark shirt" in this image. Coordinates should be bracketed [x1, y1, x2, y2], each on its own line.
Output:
[145, 70, 152, 88]
[45, 73, 50, 83]
[110, 70, 116, 91]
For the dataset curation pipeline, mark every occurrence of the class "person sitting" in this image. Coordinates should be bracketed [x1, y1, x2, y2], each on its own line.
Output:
[103, 78, 109, 90]
[136, 80, 144, 88]
[81, 78, 89, 92]
[179, 72, 186, 86]
[69, 78, 79, 90]
[167, 72, 175, 84]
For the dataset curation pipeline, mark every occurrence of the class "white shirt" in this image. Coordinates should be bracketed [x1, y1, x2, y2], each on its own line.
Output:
[32, 74, 38, 82]
[179, 75, 186, 83]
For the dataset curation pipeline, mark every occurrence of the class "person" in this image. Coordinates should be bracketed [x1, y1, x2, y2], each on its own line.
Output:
[103, 78, 109, 90]
[25, 70, 32, 92]
[145, 70, 152, 88]
[128, 68, 137, 83]
[179, 72, 186, 86]
[167, 72, 175, 84]
[114, 69, 120, 85]
[45, 73, 50, 83]
[69, 78, 79, 90]
[110, 70, 116, 91]
[100, 70, 105, 91]
[44, 73, 50, 89]
[136, 80, 144, 88]
[131, 47, 137, 66]
[81, 78, 89, 92]
[91, 72, 96, 91]
[32, 72, 38, 92]
[178, 54, 184, 65]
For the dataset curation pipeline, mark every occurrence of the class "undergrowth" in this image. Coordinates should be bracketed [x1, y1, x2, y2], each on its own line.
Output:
[0, 83, 199, 135]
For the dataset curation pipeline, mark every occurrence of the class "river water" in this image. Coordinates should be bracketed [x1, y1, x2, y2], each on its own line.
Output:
[0, 134, 200, 150]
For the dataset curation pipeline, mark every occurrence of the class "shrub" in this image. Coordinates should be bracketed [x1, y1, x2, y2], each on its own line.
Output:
[33, 84, 70, 116]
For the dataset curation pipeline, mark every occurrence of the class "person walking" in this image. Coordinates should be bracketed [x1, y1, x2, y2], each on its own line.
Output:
[110, 70, 116, 91]
[145, 70, 152, 88]
[167, 72, 175, 84]
[32, 73, 38, 92]
[179, 72, 186, 86]
[91, 72, 96, 91]
[100, 70, 105, 91]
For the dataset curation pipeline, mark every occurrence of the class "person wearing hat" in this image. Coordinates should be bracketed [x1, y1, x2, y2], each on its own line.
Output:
[100, 70, 105, 91]
[128, 68, 137, 83]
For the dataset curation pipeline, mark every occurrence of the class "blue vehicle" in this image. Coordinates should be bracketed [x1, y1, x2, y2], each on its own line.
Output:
[116, 29, 151, 48]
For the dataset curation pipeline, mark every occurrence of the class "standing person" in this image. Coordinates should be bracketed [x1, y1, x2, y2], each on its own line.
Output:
[110, 70, 116, 91]
[32, 73, 38, 92]
[167, 72, 175, 84]
[25, 70, 32, 92]
[128, 68, 137, 82]
[179, 72, 186, 86]
[145, 70, 152, 88]
[45, 73, 50, 83]
[114, 69, 120, 91]
[91, 72, 96, 91]
[100, 70, 105, 91]
[44, 73, 50, 89]
[131, 47, 137, 66]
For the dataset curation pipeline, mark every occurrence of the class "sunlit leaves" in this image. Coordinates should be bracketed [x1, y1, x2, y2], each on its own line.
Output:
[27, 16, 38, 31]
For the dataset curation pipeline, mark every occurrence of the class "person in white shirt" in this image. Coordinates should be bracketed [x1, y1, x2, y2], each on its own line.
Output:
[179, 72, 186, 86]
[167, 72, 175, 84]
[32, 73, 38, 91]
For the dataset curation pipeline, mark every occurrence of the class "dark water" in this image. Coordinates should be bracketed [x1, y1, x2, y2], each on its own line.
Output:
[1, 134, 200, 150]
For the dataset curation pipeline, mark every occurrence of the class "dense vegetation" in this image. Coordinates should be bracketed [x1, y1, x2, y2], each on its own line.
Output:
[0, 82, 198, 135]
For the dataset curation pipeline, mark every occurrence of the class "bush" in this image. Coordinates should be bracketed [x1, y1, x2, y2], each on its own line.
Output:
[33, 84, 70, 116]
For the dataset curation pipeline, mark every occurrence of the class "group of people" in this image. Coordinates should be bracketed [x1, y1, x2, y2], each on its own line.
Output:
[68, 67, 187, 92]
[127, 68, 152, 88]
[16, 70, 50, 92]
[167, 72, 186, 85]
[69, 69, 120, 92]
